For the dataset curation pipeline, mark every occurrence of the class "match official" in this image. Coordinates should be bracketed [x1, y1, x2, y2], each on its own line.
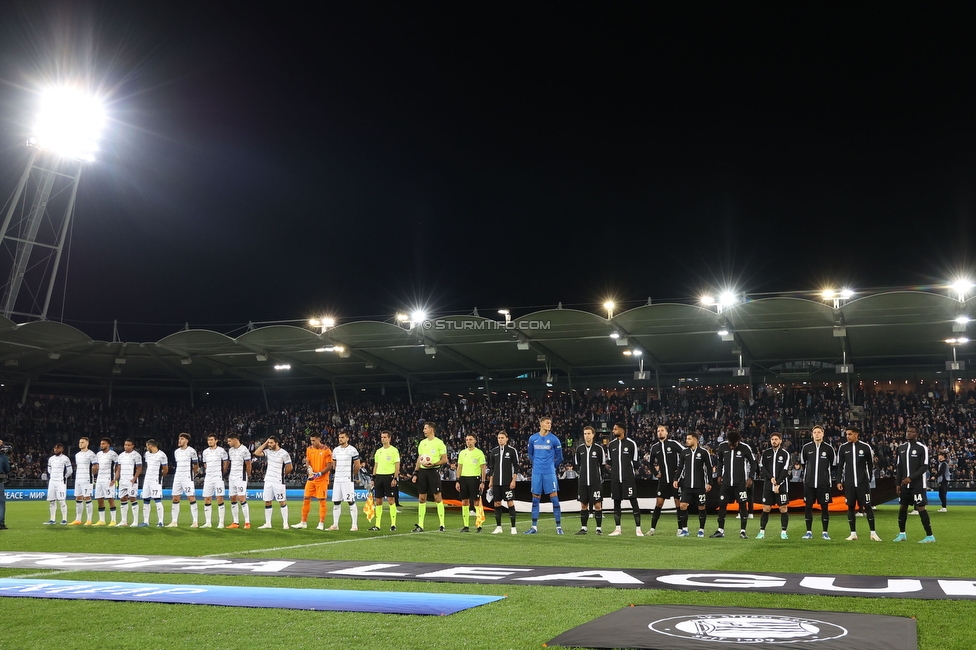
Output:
[370, 431, 400, 531]
[456, 434, 486, 532]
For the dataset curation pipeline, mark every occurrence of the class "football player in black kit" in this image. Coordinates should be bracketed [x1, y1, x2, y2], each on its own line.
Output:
[647, 424, 683, 536]
[893, 425, 935, 543]
[837, 427, 881, 541]
[672, 431, 712, 538]
[757, 432, 791, 540]
[800, 425, 836, 541]
[607, 422, 642, 536]
[487, 430, 520, 535]
[712, 430, 755, 539]
[574, 425, 607, 535]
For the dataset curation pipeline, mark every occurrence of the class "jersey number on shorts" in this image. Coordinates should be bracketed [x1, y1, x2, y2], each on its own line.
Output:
[698, 493, 707, 505]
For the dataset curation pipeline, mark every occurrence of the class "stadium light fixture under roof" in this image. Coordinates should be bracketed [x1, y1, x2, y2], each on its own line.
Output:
[951, 279, 974, 302]
[700, 295, 715, 306]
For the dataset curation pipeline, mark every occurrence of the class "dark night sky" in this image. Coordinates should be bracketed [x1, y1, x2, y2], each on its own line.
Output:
[0, 3, 974, 338]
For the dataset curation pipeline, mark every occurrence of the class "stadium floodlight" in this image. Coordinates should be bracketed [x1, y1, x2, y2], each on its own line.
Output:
[719, 292, 737, 307]
[951, 279, 974, 302]
[609, 331, 620, 339]
[498, 309, 509, 315]
[632, 349, 643, 356]
[321, 317, 335, 328]
[411, 310, 426, 323]
[839, 289, 854, 300]
[622, 349, 632, 356]
[955, 316, 971, 324]
[28, 87, 106, 162]
[395, 313, 409, 322]
[603, 300, 615, 319]
[273, 364, 291, 370]
[821, 289, 836, 300]
[309, 318, 321, 327]
[717, 329, 729, 337]
[700, 295, 715, 306]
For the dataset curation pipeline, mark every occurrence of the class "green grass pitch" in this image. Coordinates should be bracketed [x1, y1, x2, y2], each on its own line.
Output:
[0, 501, 972, 649]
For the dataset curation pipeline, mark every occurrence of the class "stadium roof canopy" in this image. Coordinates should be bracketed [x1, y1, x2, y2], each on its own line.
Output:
[0, 291, 972, 397]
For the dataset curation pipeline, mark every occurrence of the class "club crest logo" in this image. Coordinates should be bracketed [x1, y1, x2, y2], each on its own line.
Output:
[649, 613, 848, 644]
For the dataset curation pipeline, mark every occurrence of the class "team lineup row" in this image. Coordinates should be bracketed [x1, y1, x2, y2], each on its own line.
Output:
[18, 417, 938, 542]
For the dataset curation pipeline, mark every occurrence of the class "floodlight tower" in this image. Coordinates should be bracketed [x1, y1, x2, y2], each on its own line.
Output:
[0, 87, 104, 321]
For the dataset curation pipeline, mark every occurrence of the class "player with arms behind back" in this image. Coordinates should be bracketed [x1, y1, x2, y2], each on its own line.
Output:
[140, 439, 168, 527]
[225, 432, 252, 529]
[115, 439, 142, 527]
[44, 443, 72, 525]
[93, 438, 119, 526]
[201, 434, 229, 528]
[575, 425, 607, 535]
[168, 433, 199, 528]
[488, 430, 519, 534]
[370, 431, 400, 531]
[525, 416, 564, 535]
[328, 431, 361, 532]
[294, 432, 331, 530]
[894, 425, 936, 543]
[69, 437, 96, 525]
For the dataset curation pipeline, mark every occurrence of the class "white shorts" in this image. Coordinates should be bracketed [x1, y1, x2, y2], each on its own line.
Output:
[203, 479, 225, 498]
[262, 483, 286, 503]
[332, 480, 356, 503]
[47, 483, 67, 501]
[172, 476, 196, 497]
[74, 482, 93, 499]
[228, 479, 248, 498]
[118, 482, 139, 499]
[141, 482, 163, 500]
[94, 482, 116, 500]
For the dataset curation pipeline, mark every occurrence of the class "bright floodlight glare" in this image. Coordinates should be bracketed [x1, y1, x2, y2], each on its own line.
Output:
[498, 309, 509, 315]
[622, 350, 632, 356]
[700, 295, 715, 306]
[719, 292, 737, 306]
[955, 316, 971, 324]
[947, 338, 959, 344]
[959, 337, 971, 344]
[411, 310, 426, 322]
[821, 289, 836, 300]
[273, 364, 291, 370]
[717, 329, 730, 336]
[395, 313, 409, 322]
[603, 301, 615, 311]
[951, 279, 974, 296]
[334, 345, 345, 353]
[31, 87, 105, 161]
[633, 349, 643, 356]
[322, 317, 336, 328]
[839, 289, 854, 300]
[309, 318, 321, 327]
[609, 332, 620, 339]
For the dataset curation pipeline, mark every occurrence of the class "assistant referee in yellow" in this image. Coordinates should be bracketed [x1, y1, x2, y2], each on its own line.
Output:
[456, 433, 487, 532]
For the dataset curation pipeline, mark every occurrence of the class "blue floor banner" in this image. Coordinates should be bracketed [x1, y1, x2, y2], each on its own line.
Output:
[547, 605, 917, 649]
[0, 578, 502, 615]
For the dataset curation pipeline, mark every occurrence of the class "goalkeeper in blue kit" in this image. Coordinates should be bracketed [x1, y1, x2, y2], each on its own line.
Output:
[525, 416, 564, 535]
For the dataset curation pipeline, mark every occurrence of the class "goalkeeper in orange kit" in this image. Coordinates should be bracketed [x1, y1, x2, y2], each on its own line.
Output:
[293, 431, 332, 530]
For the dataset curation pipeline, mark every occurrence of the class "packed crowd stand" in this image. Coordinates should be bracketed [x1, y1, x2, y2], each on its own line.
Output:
[2, 384, 975, 488]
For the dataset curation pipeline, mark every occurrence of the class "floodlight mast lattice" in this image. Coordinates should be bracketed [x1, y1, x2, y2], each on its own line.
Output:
[0, 87, 103, 322]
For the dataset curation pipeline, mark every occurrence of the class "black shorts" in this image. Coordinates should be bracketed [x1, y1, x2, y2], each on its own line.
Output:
[491, 487, 514, 503]
[898, 486, 927, 508]
[415, 468, 441, 498]
[458, 476, 481, 501]
[844, 486, 872, 509]
[761, 483, 789, 507]
[680, 487, 707, 507]
[611, 480, 637, 500]
[373, 475, 395, 500]
[656, 480, 678, 499]
[719, 483, 749, 504]
[804, 485, 832, 508]
[578, 482, 603, 505]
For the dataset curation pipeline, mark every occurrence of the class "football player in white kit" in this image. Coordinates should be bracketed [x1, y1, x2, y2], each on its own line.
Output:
[93, 438, 119, 526]
[139, 439, 168, 527]
[225, 432, 252, 529]
[167, 433, 200, 528]
[115, 439, 143, 527]
[44, 443, 73, 525]
[328, 431, 361, 532]
[69, 437, 97, 525]
[253, 436, 292, 529]
[201, 434, 229, 528]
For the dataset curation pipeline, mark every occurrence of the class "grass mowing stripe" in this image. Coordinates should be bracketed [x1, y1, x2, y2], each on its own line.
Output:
[203, 533, 399, 557]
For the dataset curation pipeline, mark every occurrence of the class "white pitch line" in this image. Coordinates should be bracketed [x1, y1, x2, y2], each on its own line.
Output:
[203, 533, 399, 557]
[4, 569, 75, 580]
